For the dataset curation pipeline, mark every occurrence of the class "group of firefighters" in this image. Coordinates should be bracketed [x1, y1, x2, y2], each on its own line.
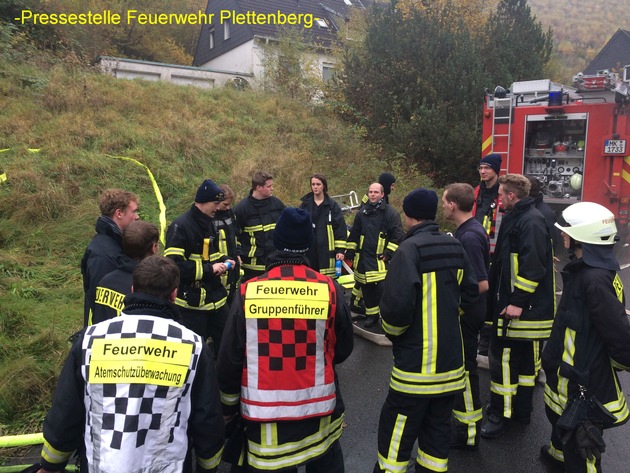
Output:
[35, 157, 630, 473]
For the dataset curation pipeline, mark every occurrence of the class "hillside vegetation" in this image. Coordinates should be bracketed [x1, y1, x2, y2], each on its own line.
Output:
[528, 0, 629, 82]
[0, 42, 431, 436]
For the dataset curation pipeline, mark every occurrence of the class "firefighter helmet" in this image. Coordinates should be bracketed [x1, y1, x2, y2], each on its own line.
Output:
[569, 171, 583, 190]
[555, 202, 617, 245]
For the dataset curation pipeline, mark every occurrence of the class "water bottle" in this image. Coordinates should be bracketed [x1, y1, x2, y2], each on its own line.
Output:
[335, 259, 342, 278]
[225, 261, 232, 271]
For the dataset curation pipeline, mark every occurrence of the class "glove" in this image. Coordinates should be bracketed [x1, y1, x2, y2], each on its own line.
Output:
[574, 421, 605, 461]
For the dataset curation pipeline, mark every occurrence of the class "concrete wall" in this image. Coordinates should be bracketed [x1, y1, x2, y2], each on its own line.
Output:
[97, 56, 254, 89]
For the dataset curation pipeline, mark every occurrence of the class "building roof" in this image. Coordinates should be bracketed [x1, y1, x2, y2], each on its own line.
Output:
[193, 0, 367, 67]
[583, 29, 630, 75]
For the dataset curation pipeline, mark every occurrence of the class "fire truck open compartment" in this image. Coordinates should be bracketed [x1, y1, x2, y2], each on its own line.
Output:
[524, 113, 586, 203]
[482, 67, 630, 225]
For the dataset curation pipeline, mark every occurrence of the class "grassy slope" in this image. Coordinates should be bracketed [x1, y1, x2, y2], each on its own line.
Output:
[0, 57, 431, 435]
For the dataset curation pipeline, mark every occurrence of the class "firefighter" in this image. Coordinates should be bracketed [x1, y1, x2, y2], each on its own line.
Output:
[481, 174, 555, 439]
[38, 256, 225, 473]
[164, 179, 235, 353]
[233, 171, 286, 283]
[442, 183, 490, 451]
[217, 207, 354, 472]
[473, 153, 505, 356]
[213, 184, 241, 305]
[541, 202, 630, 473]
[81, 188, 139, 326]
[374, 188, 478, 473]
[299, 173, 347, 276]
[91, 220, 159, 324]
[346, 182, 403, 328]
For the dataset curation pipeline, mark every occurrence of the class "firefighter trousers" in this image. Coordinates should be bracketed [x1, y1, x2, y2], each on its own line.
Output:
[374, 390, 455, 473]
[544, 405, 603, 473]
[359, 281, 384, 317]
[488, 336, 541, 420]
[452, 295, 486, 442]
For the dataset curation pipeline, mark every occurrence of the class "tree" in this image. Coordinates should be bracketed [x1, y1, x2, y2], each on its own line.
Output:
[482, 0, 553, 87]
[259, 27, 322, 100]
[340, 2, 489, 185]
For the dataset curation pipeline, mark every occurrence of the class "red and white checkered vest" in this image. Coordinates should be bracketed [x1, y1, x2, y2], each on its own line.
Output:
[240, 264, 338, 421]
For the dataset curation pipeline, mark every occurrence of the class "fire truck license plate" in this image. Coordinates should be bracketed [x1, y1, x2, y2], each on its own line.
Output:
[604, 139, 626, 154]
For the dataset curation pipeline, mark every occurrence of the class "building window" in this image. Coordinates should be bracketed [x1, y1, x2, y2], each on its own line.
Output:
[323, 65, 336, 82]
[209, 29, 215, 49]
[224, 20, 231, 40]
[315, 18, 328, 28]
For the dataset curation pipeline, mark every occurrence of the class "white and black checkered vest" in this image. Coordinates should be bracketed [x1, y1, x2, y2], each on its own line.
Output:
[81, 313, 203, 472]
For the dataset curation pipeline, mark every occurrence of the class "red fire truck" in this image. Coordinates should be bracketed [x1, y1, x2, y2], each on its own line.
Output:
[482, 66, 630, 254]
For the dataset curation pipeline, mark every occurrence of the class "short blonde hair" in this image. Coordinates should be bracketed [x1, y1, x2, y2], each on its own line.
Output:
[498, 174, 530, 199]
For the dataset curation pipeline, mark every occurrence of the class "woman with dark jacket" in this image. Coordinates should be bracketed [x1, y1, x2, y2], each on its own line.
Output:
[299, 174, 347, 276]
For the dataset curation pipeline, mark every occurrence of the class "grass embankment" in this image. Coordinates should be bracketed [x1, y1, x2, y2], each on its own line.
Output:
[0, 57, 432, 436]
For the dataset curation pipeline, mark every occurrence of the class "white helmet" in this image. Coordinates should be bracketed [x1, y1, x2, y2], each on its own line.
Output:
[555, 202, 617, 245]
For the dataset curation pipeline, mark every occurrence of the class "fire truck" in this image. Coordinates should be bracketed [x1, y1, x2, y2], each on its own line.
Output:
[482, 66, 630, 255]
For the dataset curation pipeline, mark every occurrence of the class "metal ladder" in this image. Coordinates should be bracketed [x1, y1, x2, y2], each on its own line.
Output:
[491, 96, 513, 172]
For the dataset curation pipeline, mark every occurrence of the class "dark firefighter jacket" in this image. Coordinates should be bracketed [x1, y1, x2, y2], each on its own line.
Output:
[216, 252, 354, 471]
[345, 202, 403, 284]
[40, 293, 224, 473]
[233, 194, 286, 273]
[90, 254, 137, 325]
[213, 209, 240, 295]
[379, 221, 479, 397]
[542, 257, 630, 427]
[472, 182, 504, 255]
[164, 205, 227, 311]
[81, 216, 123, 326]
[487, 197, 555, 340]
[299, 192, 347, 276]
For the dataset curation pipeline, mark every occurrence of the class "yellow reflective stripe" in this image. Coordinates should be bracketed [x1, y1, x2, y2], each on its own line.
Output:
[247, 416, 343, 469]
[175, 296, 227, 311]
[386, 241, 398, 252]
[514, 275, 538, 293]
[548, 443, 564, 462]
[202, 238, 210, 260]
[562, 328, 576, 366]
[195, 259, 203, 281]
[457, 268, 463, 285]
[613, 274, 624, 302]
[390, 366, 465, 395]
[496, 318, 554, 339]
[164, 247, 185, 257]
[382, 319, 408, 337]
[482, 215, 491, 234]
[327, 224, 335, 251]
[221, 390, 240, 406]
[248, 235, 257, 258]
[244, 223, 276, 233]
[378, 413, 407, 473]
[376, 234, 386, 254]
[518, 374, 536, 387]
[334, 240, 346, 249]
[209, 251, 222, 261]
[0, 171, 6, 184]
[365, 305, 380, 316]
[346, 241, 358, 251]
[453, 372, 483, 428]
[510, 253, 518, 292]
[421, 272, 438, 373]
[41, 440, 72, 465]
[416, 447, 448, 472]
[242, 262, 266, 271]
[197, 447, 223, 470]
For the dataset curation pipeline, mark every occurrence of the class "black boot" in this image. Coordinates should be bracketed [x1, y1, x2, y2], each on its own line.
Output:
[364, 315, 379, 328]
